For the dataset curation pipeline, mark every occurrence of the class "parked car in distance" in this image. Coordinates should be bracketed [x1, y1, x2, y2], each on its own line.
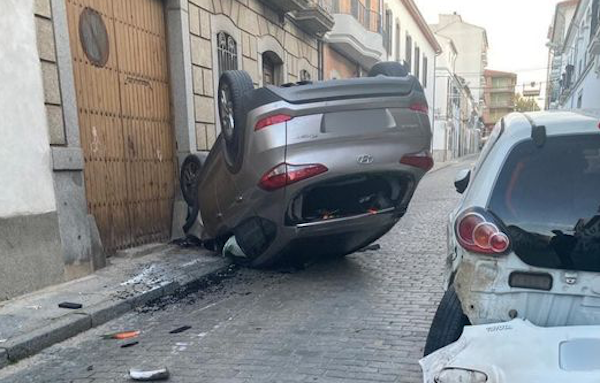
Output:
[425, 110, 600, 355]
[180, 62, 434, 267]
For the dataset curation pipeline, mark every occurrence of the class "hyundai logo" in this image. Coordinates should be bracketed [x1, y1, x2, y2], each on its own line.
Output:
[357, 154, 374, 165]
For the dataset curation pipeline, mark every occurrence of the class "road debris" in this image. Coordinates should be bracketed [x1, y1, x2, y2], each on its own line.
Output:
[129, 367, 169, 381]
[357, 244, 381, 252]
[25, 305, 42, 310]
[121, 341, 139, 348]
[169, 325, 191, 334]
[102, 330, 140, 340]
[58, 302, 83, 309]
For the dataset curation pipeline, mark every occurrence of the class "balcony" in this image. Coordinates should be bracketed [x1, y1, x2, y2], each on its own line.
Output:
[319, 0, 385, 69]
[261, 0, 310, 13]
[489, 86, 516, 93]
[291, 2, 335, 35]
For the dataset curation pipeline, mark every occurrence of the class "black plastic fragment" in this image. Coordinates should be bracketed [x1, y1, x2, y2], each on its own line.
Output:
[169, 325, 192, 334]
[58, 302, 83, 309]
[121, 341, 139, 348]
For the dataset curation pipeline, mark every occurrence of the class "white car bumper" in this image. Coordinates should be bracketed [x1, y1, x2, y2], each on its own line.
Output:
[420, 319, 600, 383]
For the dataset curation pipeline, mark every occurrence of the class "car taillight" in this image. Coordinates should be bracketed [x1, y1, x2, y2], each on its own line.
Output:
[456, 210, 510, 254]
[409, 102, 429, 114]
[255, 114, 292, 131]
[400, 151, 434, 172]
[258, 163, 328, 191]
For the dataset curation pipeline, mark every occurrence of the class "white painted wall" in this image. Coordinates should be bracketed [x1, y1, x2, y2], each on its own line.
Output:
[0, 0, 57, 217]
[432, 15, 487, 103]
[385, 0, 437, 125]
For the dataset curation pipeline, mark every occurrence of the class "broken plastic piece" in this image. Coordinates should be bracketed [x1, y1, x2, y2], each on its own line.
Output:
[102, 330, 140, 340]
[129, 367, 169, 381]
[222, 236, 247, 258]
[121, 341, 139, 348]
[58, 302, 83, 309]
[169, 326, 192, 334]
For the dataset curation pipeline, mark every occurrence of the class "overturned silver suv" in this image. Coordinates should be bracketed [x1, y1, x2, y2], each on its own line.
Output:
[180, 62, 433, 267]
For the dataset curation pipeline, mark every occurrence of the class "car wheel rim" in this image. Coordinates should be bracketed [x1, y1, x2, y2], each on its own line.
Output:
[219, 84, 234, 138]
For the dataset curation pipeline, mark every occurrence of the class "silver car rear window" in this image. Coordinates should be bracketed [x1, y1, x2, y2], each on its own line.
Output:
[488, 134, 600, 272]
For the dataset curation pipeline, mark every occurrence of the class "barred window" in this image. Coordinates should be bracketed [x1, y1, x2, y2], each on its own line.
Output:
[217, 31, 237, 75]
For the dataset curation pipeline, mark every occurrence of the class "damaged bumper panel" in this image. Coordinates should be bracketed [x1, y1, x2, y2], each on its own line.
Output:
[420, 319, 600, 383]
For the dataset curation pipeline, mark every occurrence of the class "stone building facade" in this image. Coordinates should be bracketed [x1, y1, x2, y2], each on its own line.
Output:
[0, 0, 331, 301]
[187, 0, 324, 151]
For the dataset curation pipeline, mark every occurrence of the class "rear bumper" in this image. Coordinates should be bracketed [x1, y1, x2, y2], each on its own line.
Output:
[248, 209, 399, 266]
[420, 319, 600, 383]
[454, 253, 600, 326]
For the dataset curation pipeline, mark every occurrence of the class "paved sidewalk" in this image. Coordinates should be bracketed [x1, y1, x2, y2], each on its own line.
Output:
[0, 245, 228, 369]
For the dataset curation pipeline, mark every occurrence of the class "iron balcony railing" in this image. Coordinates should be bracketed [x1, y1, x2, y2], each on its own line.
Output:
[318, 0, 382, 34]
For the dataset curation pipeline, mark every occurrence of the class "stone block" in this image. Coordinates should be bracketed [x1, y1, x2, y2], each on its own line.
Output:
[34, 0, 52, 18]
[257, 15, 269, 36]
[41, 61, 61, 105]
[189, 4, 200, 36]
[196, 123, 208, 151]
[191, 35, 212, 68]
[192, 65, 204, 95]
[243, 56, 259, 84]
[4, 314, 91, 362]
[285, 33, 299, 57]
[36, 16, 56, 62]
[189, 0, 213, 12]
[199, 9, 211, 39]
[203, 68, 214, 96]
[231, 0, 241, 23]
[85, 299, 132, 327]
[194, 95, 215, 123]
[221, 0, 233, 17]
[51, 147, 84, 170]
[46, 104, 66, 145]
[238, 6, 259, 35]
[206, 123, 217, 148]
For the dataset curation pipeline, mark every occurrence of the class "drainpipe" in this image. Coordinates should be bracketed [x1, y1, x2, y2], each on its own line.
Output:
[318, 40, 324, 81]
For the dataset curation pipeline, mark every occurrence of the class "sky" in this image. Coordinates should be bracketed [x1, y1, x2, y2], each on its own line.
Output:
[416, 0, 566, 104]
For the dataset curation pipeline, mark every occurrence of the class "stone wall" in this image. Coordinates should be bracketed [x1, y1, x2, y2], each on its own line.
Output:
[187, 0, 320, 150]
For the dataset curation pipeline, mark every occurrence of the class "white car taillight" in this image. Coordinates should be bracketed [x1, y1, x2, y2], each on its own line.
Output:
[436, 368, 487, 383]
[456, 209, 510, 255]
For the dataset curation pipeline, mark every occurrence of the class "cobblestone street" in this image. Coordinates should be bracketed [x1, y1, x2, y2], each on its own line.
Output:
[0, 160, 469, 383]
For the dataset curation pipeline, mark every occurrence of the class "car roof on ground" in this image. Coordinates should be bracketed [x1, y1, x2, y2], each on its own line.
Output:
[503, 110, 600, 140]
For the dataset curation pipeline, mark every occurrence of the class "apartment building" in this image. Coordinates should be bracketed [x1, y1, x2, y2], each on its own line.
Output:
[483, 69, 517, 134]
[548, 0, 600, 109]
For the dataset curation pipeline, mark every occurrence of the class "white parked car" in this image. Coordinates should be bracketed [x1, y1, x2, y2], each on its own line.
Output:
[421, 319, 600, 383]
[424, 110, 600, 355]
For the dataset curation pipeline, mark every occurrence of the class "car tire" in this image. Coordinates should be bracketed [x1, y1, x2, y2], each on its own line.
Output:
[423, 286, 470, 356]
[368, 61, 408, 77]
[217, 70, 254, 161]
[180, 154, 204, 206]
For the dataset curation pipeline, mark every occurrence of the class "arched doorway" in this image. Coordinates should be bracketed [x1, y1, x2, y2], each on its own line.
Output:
[262, 51, 283, 86]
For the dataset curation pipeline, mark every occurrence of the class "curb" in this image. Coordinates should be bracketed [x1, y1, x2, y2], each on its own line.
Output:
[1, 259, 229, 367]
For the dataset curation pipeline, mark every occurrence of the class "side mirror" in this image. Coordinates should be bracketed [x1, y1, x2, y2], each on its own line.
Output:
[454, 169, 471, 194]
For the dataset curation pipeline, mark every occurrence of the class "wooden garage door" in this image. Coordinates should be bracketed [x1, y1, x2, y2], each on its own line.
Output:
[66, 0, 176, 253]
